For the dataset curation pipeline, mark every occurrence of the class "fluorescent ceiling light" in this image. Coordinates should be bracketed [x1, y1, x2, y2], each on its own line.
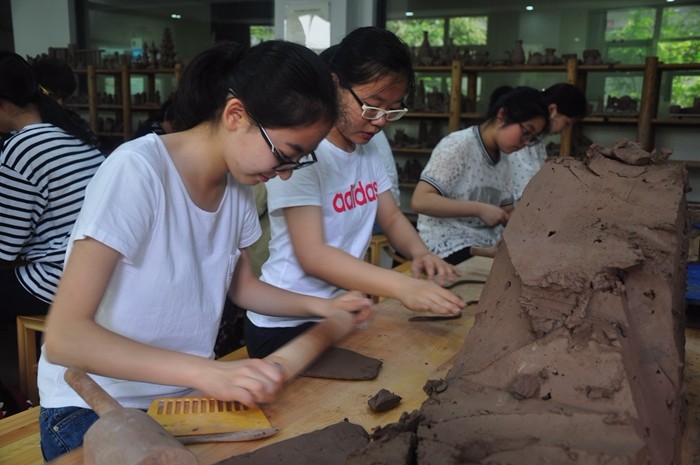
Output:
[405, 11, 414, 17]
[526, 5, 534, 11]
[171, 13, 181, 19]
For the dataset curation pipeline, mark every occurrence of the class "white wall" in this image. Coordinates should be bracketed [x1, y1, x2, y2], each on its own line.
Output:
[273, 0, 378, 47]
[12, 0, 75, 58]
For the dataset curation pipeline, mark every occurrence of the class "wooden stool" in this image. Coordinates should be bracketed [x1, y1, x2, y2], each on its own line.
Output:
[16, 315, 47, 407]
[366, 234, 408, 268]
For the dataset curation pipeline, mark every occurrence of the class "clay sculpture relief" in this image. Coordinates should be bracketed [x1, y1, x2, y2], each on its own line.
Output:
[416, 140, 688, 464]
[215, 140, 689, 465]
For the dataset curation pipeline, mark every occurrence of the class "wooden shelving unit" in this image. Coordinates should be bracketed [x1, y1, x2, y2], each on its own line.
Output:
[396, 56, 699, 159]
[67, 64, 182, 147]
[392, 57, 700, 207]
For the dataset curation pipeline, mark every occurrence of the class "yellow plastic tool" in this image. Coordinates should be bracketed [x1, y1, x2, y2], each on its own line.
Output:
[147, 397, 278, 444]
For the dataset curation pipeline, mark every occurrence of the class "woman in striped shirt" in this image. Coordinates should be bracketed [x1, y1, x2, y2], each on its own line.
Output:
[0, 51, 105, 324]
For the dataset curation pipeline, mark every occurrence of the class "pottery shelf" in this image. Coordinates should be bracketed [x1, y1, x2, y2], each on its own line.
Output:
[395, 56, 700, 161]
[392, 57, 700, 211]
[65, 64, 182, 149]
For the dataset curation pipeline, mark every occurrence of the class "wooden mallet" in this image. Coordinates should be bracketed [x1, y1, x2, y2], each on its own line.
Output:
[64, 367, 199, 465]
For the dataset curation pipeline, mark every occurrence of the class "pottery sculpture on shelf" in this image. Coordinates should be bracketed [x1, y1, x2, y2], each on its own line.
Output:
[527, 51, 544, 65]
[417, 31, 433, 66]
[511, 39, 525, 65]
[544, 48, 558, 65]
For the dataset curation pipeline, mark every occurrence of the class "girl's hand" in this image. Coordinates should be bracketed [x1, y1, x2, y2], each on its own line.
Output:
[479, 204, 509, 227]
[326, 290, 374, 324]
[196, 358, 286, 407]
[410, 252, 460, 284]
[398, 278, 465, 315]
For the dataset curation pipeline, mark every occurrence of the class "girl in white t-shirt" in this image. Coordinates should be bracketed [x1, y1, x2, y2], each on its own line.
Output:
[38, 40, 373, 461]
[412, 87, 550, 265]
[246, 27, 466, 358]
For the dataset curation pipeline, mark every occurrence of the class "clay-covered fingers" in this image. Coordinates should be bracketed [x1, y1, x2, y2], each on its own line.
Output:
[399, 280, 465, 315]
[412, 253, 460, 283]
[480, 204, 509, 227]
[205, 359, 285, 407]
[332, 290, 374, 323]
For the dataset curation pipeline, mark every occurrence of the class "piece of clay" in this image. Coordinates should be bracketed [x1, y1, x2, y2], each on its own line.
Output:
[368, 389, 402, 412]
[302, 346, 382, 380]
[214, 421, 368, 465]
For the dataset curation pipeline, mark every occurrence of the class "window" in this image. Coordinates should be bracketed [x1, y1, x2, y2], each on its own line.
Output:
[250, 25, 274, 45]
[603, 5, 700, 63]
[386, 16, 487, 48]
[602, 5, 700, 112]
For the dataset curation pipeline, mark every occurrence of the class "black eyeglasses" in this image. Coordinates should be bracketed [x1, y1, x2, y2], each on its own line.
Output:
[345, 86, 408, 122]
[257, 124, 317, 172]
[518, 122, 544, 146]
[228, 88, 317, 172]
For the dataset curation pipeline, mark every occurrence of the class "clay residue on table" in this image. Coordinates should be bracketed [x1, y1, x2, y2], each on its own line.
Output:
[416, 141, 689, 464]
[301, 346, 382, 380]
[213, 421, 368, 465]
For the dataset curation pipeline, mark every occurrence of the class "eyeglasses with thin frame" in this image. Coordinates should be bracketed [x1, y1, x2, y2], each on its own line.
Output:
[518, 122, 544, 146]
[257, 124, 317, 172]
[228, 88, 317, 172]
[345, 86, 408, 122]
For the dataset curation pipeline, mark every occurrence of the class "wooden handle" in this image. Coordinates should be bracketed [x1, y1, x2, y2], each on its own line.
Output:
[470, 246, 496, 258]
[264, 311, 355, 382]
[64, 367, 123, 416]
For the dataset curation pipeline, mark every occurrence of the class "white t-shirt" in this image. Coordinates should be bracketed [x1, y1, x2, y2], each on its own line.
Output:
[247, 137, 392, 329]
[506, 141, 547, 202]
[416, 125, 513, 258]
[38, 134, 261, 409]
[373, 130, 400, 206]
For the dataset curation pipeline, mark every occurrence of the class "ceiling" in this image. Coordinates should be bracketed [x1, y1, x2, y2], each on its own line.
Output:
[84, 0, 696, 20]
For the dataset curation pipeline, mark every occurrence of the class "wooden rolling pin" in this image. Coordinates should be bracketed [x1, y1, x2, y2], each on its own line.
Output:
[264, 310, 355, 382]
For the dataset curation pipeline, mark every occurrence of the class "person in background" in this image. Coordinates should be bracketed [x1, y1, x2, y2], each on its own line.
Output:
[245, 27, 465, 359]
[37, 40, 373, 461]
[411, 86, 549, 265]
[131, 98, 175, 139]
[0, 51, 105, 324]
[507, 83, 588, 202]
[31, 57, 77, 106]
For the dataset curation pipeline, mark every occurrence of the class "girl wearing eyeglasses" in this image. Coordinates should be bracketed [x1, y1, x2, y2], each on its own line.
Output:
[411, 86, 549, 266]
[507, 83, 588, 203]
[245, 27, 466, 358]
[37, 40, 374, 461]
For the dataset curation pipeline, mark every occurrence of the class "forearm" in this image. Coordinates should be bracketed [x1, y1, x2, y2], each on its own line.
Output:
[299, 245, 411, 301]
[412, 193, 485, 218]
[229, 273, 329, 319]
[44, 315, 217, 389]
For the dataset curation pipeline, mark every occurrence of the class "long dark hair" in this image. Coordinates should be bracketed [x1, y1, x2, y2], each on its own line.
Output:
[170, 40, 338, 131]
[485, 86, 550, 133]
[0, 51, 100, 148]
[320, 27, 415, 97]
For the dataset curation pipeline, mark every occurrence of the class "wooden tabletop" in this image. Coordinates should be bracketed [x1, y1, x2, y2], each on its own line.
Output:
[41, 256, 493, 465]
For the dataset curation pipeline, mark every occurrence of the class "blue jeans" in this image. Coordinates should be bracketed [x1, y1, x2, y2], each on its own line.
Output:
[39, 406, 98, 461]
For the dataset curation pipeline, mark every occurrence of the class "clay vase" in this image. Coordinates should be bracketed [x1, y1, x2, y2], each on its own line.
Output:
[417, 31, 433, 66]
[511, 39, 525, 65]
[544, 48, 557, 65]
[414, 79, 426, 111]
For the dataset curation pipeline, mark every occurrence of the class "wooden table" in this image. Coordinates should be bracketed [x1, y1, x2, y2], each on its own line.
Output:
[8, 257, 492, 465]
[5, 255, 699, 464]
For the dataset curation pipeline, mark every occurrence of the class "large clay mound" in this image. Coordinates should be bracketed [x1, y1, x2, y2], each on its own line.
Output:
[417, 141, 689, 465]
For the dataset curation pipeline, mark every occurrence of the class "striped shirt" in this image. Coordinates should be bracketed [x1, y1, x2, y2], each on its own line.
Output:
[0, 123, 105, 303]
